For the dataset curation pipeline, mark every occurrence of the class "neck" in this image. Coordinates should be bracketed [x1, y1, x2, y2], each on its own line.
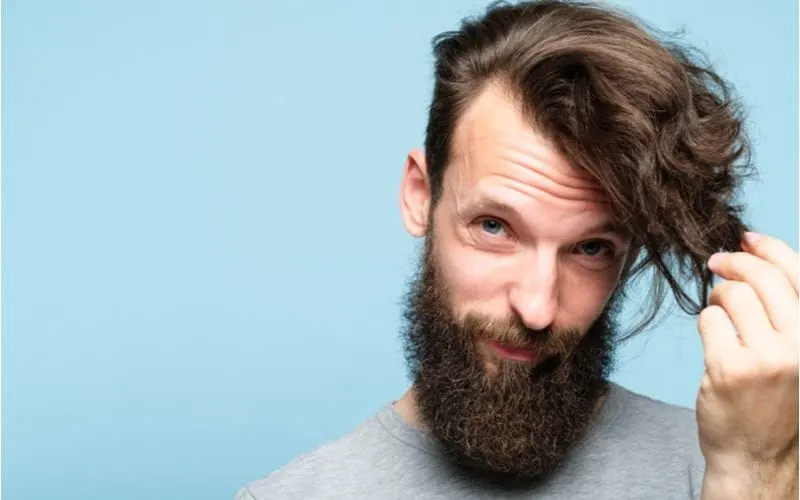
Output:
[394, 387, 425, 430]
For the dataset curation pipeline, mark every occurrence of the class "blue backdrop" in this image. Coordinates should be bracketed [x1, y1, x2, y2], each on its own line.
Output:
[3, 1, 797, 498]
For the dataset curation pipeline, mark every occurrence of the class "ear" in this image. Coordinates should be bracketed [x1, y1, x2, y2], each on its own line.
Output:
[400, 148, 431, 237]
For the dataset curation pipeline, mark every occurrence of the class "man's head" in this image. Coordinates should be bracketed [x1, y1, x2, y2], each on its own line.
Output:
[399, 0, 751, 482]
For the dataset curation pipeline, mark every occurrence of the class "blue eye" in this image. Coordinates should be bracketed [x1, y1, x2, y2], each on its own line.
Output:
[578, 240, 613, 257]
[481, 218, 505, 236]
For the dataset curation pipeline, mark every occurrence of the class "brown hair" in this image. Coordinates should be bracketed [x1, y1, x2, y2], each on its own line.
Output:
[424, 0, 754, 338]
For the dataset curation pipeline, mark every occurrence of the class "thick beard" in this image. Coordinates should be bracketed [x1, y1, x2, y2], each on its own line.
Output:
[401, 236, 620, 483]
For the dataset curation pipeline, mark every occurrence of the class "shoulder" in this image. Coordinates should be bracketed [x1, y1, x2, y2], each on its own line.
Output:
[613, 383, 700, 445]
[236, 409, 399, 500]
[563, 383, 706, 499]
[607, 383, 706, 488]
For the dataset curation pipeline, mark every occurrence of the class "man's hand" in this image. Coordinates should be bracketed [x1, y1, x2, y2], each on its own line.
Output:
[697, 232, 799, 500]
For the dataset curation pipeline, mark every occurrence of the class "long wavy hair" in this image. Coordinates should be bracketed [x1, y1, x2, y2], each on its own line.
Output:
[423, 0, 754, 338]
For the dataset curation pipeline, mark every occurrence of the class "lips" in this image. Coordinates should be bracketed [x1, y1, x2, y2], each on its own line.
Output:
[487, 339, 541, 363]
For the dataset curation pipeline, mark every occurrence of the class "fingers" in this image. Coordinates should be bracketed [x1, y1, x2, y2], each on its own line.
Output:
[708, 251, 798, 335]
[708, 280, 776, 351]
[742, 232, 799, 294]
[698, 305, 747, 378]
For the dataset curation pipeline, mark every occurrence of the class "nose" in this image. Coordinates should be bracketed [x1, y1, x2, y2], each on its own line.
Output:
[508, 251, 559, 331]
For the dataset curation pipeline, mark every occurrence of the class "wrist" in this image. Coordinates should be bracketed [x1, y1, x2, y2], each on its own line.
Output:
[702, 452, 798, 500]
[702, 465, 753, 500]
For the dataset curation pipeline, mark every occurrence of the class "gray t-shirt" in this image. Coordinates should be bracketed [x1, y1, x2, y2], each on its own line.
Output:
[236, 383, 705, 499]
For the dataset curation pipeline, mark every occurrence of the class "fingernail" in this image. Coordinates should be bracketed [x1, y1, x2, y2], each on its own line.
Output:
[744, 231, 761, 246]
[708, 252, 724, 268]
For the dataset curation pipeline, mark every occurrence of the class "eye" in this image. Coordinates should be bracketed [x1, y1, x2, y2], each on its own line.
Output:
[575, 239, 614, 258]
[480, 217, 506, 236]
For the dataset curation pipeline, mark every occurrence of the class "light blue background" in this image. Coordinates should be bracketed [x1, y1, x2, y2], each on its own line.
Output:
[3, 1, 797, 498]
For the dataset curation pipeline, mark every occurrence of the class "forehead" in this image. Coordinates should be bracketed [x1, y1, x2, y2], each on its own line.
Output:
[447, 83, 612, 214]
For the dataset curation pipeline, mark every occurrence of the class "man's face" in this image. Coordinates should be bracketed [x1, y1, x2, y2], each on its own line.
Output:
[399, 84, 632, 480]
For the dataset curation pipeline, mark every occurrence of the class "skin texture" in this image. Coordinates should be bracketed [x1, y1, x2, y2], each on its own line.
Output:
[396, 83, 631, 479]
[399, 229, 618, 479]
[400, 84, 630, 343]
[698, 234, 799, 499]
[396, 82, 799, 497]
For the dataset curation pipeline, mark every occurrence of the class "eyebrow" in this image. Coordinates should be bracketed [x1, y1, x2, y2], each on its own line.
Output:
[579, 220, 627, 238]
[469, 198, 518, 217]
[465, 196, 629, 240]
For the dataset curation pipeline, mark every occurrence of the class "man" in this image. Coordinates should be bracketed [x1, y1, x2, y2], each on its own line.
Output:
[237, 1, 798, 498]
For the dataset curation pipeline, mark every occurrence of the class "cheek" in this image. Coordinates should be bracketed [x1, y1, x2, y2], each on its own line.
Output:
[559, 267, 619, 326]
[435, 240, 508, 312]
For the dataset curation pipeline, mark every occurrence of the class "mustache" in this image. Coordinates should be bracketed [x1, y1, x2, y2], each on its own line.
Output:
[459, 312, 585, 358]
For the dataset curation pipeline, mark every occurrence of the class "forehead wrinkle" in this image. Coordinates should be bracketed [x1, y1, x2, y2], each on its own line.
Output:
[450, 82, 613, 214]
[478, 131, 596, 189]
[460, 128, 609, 206]
[497, 136, 602, 191]
[463, 181, 615, 230]
[483, 171, 610, 205]
[456, 82, 598, 187]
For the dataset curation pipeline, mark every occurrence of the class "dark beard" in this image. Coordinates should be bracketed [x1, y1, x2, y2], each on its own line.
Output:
[400, 237, 620, 483]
